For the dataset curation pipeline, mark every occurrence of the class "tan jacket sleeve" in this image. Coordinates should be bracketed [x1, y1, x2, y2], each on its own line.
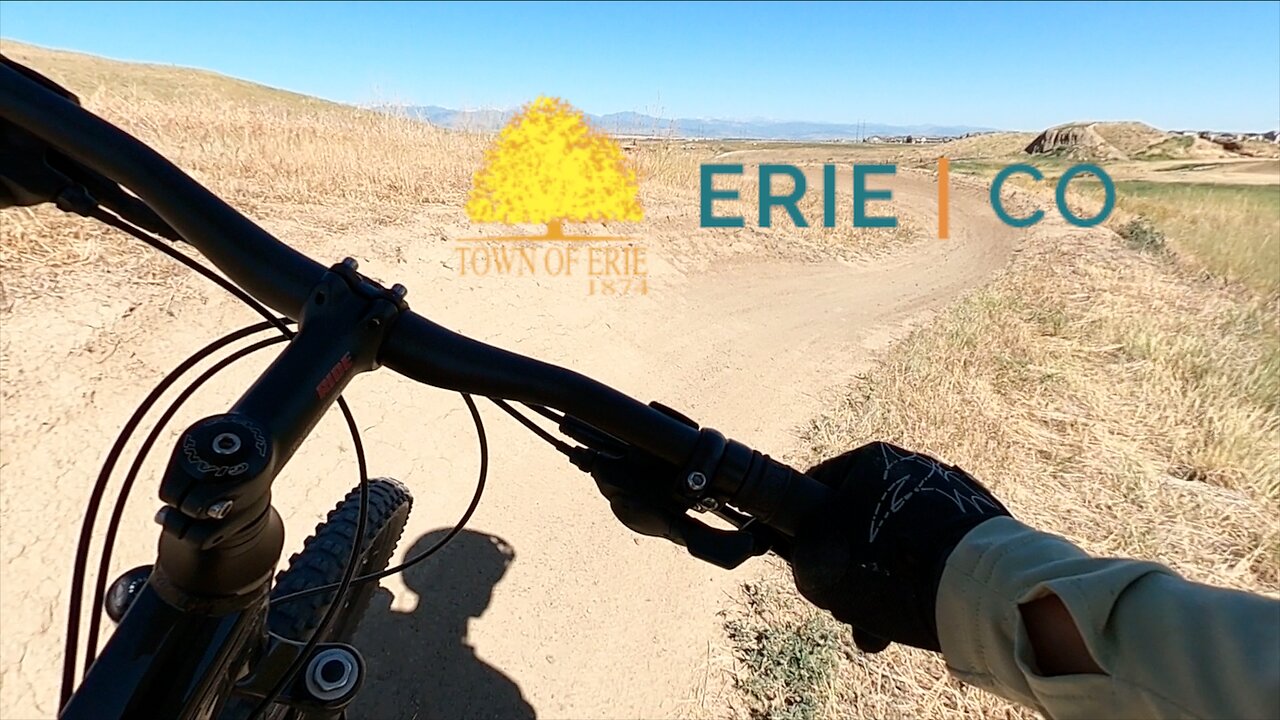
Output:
[936, 516, 1280, 720]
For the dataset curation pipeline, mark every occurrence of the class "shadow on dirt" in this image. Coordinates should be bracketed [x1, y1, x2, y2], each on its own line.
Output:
[353, 528, 534, 719]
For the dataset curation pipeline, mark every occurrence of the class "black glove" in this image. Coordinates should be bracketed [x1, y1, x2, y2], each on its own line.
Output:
[791, 441, 1011, 653]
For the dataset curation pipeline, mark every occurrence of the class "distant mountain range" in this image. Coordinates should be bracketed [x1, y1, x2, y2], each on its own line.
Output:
[377, 105, 996, 140]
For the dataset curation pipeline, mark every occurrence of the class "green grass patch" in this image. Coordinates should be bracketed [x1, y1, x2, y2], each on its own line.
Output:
[1115, 217, 1170, 255]
[1137, 135, 1195, 160]
[948, 157, 1073, 182]
[723, 579, 843, 720]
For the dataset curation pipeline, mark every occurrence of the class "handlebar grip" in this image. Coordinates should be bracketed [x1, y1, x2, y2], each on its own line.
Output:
[718, 444, 831, 537]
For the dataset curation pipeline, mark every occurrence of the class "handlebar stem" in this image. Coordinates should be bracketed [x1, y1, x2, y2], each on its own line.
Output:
[154, 262, 402, 599]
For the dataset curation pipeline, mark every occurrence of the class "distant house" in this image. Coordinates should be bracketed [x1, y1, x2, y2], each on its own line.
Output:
[865, 135, 884, 143]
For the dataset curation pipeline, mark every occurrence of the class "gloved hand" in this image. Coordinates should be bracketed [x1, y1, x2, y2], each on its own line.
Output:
[791, 441, 1011, 653]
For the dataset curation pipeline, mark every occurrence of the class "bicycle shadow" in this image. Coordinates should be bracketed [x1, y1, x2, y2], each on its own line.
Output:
[352, 528, 535, 719]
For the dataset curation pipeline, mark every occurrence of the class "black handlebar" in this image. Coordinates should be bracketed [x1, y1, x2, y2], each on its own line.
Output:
[0, 60, 830, 537]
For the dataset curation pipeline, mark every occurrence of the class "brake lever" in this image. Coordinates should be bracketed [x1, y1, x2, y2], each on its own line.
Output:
[708, 504, 793, 561]
[570, 444, 779, 569]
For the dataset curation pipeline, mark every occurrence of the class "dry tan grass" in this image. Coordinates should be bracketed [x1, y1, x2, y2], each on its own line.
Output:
[79, 86, 488, 214]
[631, 140, 710, 201]
[806, 228, 1279, 524]
[1098, 182, 1280, 299]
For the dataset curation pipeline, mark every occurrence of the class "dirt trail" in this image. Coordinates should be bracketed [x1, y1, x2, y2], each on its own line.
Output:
[0, 171, 1016, 718]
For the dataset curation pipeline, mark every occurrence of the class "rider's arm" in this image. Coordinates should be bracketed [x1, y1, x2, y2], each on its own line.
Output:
[937, 516, 1280, 720]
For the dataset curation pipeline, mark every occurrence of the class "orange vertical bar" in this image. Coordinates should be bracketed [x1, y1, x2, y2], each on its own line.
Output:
[938, 156, 950, 239]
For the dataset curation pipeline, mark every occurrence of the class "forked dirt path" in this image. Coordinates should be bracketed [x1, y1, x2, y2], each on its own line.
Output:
[0, 171, 1017, 718]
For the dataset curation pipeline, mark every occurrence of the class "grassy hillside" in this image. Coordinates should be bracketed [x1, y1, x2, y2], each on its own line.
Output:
[2, 41, 338, 108]
[0, 39, 701, 211]
[1091, 121, 1170, 156]
[0, 39, 486, 213]
[0, 39, 488, 304]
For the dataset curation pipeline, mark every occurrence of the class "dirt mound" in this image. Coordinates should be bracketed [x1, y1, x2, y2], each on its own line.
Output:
[1238, 139, 1280, 158]
[1024, 123, 1127, 160]
[1092, 121, 1171, 156]
[1025, 121, 1242, 162]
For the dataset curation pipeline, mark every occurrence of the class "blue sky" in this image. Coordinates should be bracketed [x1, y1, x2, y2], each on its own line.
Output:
[2, 1, 1277, 131]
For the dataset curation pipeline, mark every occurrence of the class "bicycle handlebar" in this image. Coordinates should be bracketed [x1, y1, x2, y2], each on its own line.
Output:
[0, 61, 829, 537]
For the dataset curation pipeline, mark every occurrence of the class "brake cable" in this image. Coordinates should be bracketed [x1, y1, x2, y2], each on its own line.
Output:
[73, 319, 295, 674]
[520, 402, 567, 425]
[85, 330, 291, 670]
[488, 397, 573, 455]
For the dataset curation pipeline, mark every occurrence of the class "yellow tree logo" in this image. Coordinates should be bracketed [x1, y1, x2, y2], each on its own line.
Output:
[466, 96, 643, 239]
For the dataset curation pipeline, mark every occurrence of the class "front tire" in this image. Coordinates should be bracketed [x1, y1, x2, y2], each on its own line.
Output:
[269, 477, 413, 644]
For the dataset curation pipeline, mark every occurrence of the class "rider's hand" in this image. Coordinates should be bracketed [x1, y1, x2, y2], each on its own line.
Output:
[791, 442, 1011, 653]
